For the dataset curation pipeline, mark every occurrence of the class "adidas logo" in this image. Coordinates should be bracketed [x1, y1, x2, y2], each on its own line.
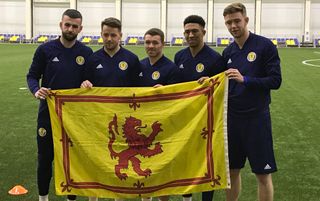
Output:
[264, 164, 271, 170]
[139, 72, 143, 77]
[96, 64, 103, 69]
[227, 58, 232, 64]
[179, 64, 184, 69]
[52, 57, 59, 62]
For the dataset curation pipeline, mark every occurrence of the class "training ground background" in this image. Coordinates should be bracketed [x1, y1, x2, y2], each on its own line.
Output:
[0, 44, 319, 201]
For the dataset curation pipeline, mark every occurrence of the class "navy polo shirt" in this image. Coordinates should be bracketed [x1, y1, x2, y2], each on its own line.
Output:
[140, 55, 181, 86]
[84, 47, 141, 87]
[174, 44, 225, 82]
[27, 39, 93, 124]
[222, 32, 282, 116]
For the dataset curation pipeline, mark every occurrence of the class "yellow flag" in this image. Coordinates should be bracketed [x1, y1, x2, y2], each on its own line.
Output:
[47, 73, 230, 198]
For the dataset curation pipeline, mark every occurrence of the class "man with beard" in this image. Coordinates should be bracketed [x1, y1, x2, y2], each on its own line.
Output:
[139, 28, 181, 87]
[26, 9, 93, 201]
[81, 17, 141, 88]
[222, 3, 281, 201]
[174, 15, 225, 201]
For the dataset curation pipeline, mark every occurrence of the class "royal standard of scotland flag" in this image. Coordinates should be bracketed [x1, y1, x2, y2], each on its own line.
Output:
[47, 73, 230, 198]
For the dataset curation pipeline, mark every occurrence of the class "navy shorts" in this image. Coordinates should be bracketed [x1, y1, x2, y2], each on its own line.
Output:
[227, 112, 277, 174]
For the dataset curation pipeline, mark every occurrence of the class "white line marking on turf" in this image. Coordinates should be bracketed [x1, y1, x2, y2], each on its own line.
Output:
[302, 59, 320, 68]
[19, 87, 28, 90]
[314, 52, 320, 54]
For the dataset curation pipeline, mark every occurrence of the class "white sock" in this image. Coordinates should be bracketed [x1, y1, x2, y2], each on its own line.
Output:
[183, 197, 192, 201]
[67, 199, 76, 201]
[142, 198, 152, 201]
[39, 195, 49, 201]
[115, 199, 124, 201]
[88, 197, 98, 201]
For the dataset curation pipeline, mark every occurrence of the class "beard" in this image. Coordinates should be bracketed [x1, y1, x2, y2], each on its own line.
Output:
[62, 32, 77, 41]
[104, 42, 118, 51]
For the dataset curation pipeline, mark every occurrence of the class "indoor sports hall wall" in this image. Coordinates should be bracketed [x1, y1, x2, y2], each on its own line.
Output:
[0, 0, 319, 42]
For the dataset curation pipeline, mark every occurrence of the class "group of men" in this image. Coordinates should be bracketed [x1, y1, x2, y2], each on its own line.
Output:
[26, 2, 281, 201]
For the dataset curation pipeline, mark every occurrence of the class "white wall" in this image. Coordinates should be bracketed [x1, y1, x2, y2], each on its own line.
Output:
[33, 2, 69, 36]
[261, 1, 304, 38]
[167, 0, 207, 40]
[122, 0, 160, 38]
[310, 2, 320, 38]
[1, 0, 320, 40]
[78, 0, 115, 36]
[0, 0, 25, 34]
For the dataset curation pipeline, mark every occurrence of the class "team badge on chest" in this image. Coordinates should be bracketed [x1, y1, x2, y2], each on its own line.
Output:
[119, 61, 128, 70]
[76, 56, 85, 65]
[152, 71, 160, 80]
[247, 52, 256, 62]
[196, 63, 205, 73]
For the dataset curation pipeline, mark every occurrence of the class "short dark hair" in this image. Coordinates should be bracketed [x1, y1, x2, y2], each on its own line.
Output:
[223, 2, 247, 17]
[101, 17, 122, 31]
[62, 9, 82, 20]
[144, 28, 164, 44]
[183, 15, 206, 28]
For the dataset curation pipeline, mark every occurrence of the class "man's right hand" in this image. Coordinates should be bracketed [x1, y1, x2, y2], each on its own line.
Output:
[197, 76, 209, 84]
[81, 80, 93, 88]
[35, 87, 50, 99]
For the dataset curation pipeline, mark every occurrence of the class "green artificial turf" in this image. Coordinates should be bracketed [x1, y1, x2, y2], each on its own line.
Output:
[0, 43, 319, 200]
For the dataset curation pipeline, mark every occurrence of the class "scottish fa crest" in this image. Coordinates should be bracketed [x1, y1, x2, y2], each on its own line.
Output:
[38, 127, 47, 137]
[196, 63, 205, 73]
[119, 61, 128, 70]
[76, 56, 85, 65]
[152, 71, 160, 80]
[247, 52, 256, 62]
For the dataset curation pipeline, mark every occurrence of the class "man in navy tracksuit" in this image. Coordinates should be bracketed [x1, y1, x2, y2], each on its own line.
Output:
[26, 9, 93, 201]
[140, 28, 181, 87]
[81, 17, 141, 89]
[80, 17, 141, 201]
[140, 28, 181, 201]
[222, 3, 282, 201]
[174, 15, 225, 201]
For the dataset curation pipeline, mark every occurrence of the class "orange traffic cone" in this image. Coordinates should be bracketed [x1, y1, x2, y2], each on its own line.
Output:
[8, 185, 28, 195]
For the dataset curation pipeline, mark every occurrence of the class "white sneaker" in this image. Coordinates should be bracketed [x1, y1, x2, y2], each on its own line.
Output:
[39, 195, 49, 201]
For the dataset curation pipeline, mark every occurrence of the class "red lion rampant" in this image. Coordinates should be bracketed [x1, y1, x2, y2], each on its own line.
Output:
[108, 114, 163, 180]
